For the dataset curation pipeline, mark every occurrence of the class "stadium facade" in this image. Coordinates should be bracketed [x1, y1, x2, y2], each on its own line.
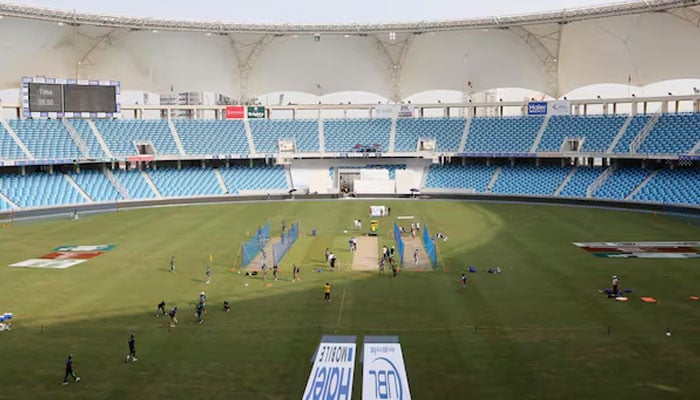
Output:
[0, 0, 699, 219]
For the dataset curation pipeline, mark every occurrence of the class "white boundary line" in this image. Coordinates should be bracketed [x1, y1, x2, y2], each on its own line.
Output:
[336, 289, 346, 327]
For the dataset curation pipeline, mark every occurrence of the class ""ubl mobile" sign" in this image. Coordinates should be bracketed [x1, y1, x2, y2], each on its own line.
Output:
[303, 337, 356, 400]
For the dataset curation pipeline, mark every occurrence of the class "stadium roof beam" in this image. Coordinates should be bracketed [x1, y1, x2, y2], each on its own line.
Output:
[75, 28, 127, 80]
[665, 5, 700, 28]
[508, 25, 562, 97]
[0, 1, 698, 35]
[230, 35, 275, 103]
[372, 34, 415, 102]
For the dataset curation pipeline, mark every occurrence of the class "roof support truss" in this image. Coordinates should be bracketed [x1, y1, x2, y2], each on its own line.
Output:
[508, 25, 561, 97]
[372, 34, 414, 102]
[229, 35, 274, 103]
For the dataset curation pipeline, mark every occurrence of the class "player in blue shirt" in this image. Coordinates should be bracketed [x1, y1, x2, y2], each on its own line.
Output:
[62, 354, 80, 385]
[126, 333, 137, 363]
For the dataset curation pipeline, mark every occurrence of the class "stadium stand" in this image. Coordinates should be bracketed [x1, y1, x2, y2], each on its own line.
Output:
[69, 170, 122, 202]
[147, 167, 222, 197]
[612, 115, 651, 153]
[491, 165, 571, 196]
[465, 116, 543, 153]
[638, 113, 700, 154]
[110, 170, 157, 199]
[537, 115, 626, 153]
[594, 168, 652, 200]
[0, 172, 87, 208]
[0, 124, 27, 160]
[8, 119, 82, 159]
[558, 167, 604, 198]
[249, 119, 320, 153]
[173, 120, 249, 156]
[394, 118, 465, 152]
[68, 119, 108, 158]
[424, 164, 496, 192]
[632, 168, 700, 205]
[0, 197, 11, 210]
[323, 118, 391, 152]
[218, 166, 288, 194]
[94, 119, 179, 156]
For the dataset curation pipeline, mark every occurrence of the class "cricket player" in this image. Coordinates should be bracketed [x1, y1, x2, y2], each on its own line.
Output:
[324, 282, 331, 302]
[156, 300, 166, 317]
[126, 333, 137, 363]
[205, 265, 211, 285]
[273, 264, 279, 281]
[461, 274, 468, 291]
[169, 307, 179, 327]
[62, 354, 80, 385]
[170, 256, 175, 273]
[292, 264, 300, 282]
[612, 275, 619, 295]
[414, 248, 420, 266]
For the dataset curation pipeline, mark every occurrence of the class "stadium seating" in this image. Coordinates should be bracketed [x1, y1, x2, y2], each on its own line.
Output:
[0, 197, 11, 210]
[94, 119, 178, 156]
[8, 119, 82, 159]
[612, 115, 650, 153]
[323, 119, 391, 152]
[70, 170, 122, 202]
[594, 168, 651, 199]
[218, 166, 288, 194]
[424, 164, 496, 192]
[491, 165, 570, 196]
[110, 170, 157, 199]
[0, 172, 86, 208]
[249, 119, 320, 153]
[148, 167, 222, 197]
[558, 167, 604, 197]
[465, 116, 543, 153]
[537, 115, 626, 153]
[68, 119, 108, 158]
[0, 124, 26, 159]
[394, 118, 465, 152]
[638, 113, 700, 154]
[174, 120, 249, 156]
[632, 168, 700, 205]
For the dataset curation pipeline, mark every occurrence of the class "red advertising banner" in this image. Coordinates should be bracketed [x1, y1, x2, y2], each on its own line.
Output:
[225, 106, 245, 119]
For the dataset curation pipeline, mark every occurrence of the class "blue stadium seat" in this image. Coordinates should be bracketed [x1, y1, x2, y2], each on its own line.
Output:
[613, 115, 650, 153]
[94, 119, 178, 156]
[633, 168, 700, 205]
[395, 118, 465, 152]
[250, 119, 320, 153]
[558, 167, 604, 197]
[68, 119, 108, 158]
[323, 119, 391, 152]
[0, 124, 26, 159]
[9, 119, 82, 159]
[538, 115, 626, 153]
[638, 113, 700, 154]
[218, 166, 288, 194]
[148, 167, 223, 197]
[466, 116, 543, 153]
[491, 165, 570, 196]
[424, 164, 496, 192]
[594, 168, 651, 199]
[0, 172, 87, 208]
[110, 170, 157, 199]
[174, 120, 249, 156]
[69, 170, 122, 202]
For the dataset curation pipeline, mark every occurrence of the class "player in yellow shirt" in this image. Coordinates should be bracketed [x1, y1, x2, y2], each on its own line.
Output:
[324, 282, 331, 302]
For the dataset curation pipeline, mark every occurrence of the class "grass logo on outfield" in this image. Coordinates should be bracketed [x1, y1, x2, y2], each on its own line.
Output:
[9, 244, 116, 269]
[573, 241, 700, 258]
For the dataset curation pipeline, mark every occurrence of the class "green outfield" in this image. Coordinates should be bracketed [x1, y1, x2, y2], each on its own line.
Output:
[1, 200, 700, 399]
